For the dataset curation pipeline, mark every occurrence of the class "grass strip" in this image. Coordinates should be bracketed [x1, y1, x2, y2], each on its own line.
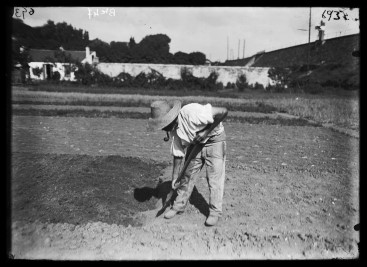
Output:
[24, 84, 359, 99]
[12, 100, 279, 114]
[28, 84, 241, 98]
[12, 90, 359, 128]
[12, 108, 322, 127]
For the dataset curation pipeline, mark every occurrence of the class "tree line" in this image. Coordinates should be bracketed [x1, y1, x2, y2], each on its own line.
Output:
[12, 18, 207, 65]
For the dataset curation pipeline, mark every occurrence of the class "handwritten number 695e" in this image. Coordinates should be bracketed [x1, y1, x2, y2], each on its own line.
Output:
[14, 7, 34, 19]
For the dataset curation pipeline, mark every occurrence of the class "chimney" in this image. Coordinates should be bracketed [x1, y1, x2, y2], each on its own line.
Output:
[86, 46, 90, 57]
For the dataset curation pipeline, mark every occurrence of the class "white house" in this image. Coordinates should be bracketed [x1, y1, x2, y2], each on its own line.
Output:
[28, 47, 98, 81]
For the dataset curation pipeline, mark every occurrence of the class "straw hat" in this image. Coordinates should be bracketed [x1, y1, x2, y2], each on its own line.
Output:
[147, 100, 182, 131]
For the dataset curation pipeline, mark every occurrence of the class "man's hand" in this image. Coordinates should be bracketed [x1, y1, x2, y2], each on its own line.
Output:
[171, 177, 179, 189]
[193, 129, 210, 144]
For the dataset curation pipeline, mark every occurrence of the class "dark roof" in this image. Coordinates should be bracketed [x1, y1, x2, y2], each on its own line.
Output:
[252, 33, 360, 68]
[223, 57, 253, 66]
[29, 49, 87, 62]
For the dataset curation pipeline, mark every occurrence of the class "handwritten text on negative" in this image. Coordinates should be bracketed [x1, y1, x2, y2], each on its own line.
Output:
[88, 8, 115, 19]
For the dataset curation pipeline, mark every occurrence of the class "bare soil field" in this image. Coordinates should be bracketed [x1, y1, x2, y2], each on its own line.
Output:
[10, 111, 359, 259]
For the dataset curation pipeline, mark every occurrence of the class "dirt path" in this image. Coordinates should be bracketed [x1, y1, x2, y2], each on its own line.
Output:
[10, 116, 359, 259]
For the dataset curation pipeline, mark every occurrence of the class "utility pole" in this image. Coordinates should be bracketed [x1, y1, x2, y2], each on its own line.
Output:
[238, 39, 240, 59]
[243, 39, 245, 58]
[227, 36, 229, 61]
[307, 7, 311, 71]
[308, 7, 311, 44]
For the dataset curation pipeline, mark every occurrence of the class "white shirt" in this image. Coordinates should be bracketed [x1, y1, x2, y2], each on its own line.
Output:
[170, 103, 224, 157]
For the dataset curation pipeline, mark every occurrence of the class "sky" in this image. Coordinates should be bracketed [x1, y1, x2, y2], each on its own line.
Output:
[14, 7, 360, 62]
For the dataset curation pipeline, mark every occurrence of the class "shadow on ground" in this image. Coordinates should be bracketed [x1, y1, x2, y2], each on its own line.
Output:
[134, 181, 209, 217]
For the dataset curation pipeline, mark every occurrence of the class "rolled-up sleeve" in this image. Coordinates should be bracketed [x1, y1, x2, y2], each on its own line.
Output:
[170, 130, 186, 157]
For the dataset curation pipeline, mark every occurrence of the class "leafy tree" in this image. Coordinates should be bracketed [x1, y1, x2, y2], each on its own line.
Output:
[267, 67, 292, 90]
[110, 41, 131, 62]
[12, 18, 39, 48]
[12, 18, 208, 65]
[132, 34, 172, 64]
[83, 31, 89, 41]
[134, 72, 149, 88]
[73, 62, 113, 85]
[51, 71, 61, 81]
[38, 20, 56, 46]
[147, 69, 166, 88]
[32, 67, 42, 77]
[188, 52, 206, 65]
[128, 37, 136, 49]
[12, 41, 31, 69]
[74, 62, 94, 84]
[116, 72, 134, 86]
[89, 38, 113, 62]
[13, 18, 88, 50]
[42, 50, 78, 69]
[236, 74, 248, 92]
[173, 52, 190, 65]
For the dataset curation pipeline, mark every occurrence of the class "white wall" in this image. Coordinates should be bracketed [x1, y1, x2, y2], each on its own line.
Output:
[96, 63, 272, 87]
[29, 62, 76, 81]
[28, 62, 45, 80]
[28, 61, 273, 87]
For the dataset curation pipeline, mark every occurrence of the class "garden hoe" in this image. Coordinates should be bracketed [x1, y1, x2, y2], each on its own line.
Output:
[156, 142, 204, 217]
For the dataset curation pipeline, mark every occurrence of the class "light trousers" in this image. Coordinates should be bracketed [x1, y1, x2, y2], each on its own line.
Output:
[172, 138, 226, 217]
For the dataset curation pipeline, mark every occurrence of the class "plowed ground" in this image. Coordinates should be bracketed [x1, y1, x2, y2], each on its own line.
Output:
[10, 114, 359, 260]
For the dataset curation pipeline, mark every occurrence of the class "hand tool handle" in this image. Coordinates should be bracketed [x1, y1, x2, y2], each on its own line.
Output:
[157, 142, 204, 215]
[172, 142, 203, 189]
